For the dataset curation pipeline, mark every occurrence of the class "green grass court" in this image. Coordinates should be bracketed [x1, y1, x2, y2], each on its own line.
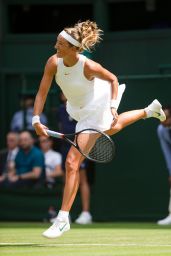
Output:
[0, 222, 171, 256]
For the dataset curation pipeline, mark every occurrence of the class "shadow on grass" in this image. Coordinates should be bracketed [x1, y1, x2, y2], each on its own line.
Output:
[0, 222, 171, 230]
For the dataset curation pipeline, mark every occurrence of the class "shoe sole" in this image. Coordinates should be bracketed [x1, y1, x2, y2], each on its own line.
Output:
[42, 226, 70, 238]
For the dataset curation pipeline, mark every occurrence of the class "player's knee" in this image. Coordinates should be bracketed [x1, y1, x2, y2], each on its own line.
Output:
[109, 123, 123, 135]
[115, 123, 123, 132]
[65, 155, 79, 173]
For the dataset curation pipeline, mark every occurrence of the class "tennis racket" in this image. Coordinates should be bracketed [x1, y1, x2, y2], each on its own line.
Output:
[46, 128, 115, 163]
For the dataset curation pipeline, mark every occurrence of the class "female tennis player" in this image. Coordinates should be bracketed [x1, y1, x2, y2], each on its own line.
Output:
[32, 20, 166, 238]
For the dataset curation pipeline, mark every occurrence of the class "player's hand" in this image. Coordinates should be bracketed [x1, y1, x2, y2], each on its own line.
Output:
[34, 123, 49, 136]
[111, 108, 118, 128]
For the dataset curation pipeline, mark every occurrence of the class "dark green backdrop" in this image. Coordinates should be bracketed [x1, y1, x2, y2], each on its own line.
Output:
[0, 0, 171, 221]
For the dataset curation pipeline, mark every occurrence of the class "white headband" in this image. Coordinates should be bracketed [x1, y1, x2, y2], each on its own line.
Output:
[59, 30, 81, 47]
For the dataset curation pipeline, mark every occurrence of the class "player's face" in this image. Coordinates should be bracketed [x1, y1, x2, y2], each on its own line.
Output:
[55, 36, 73, 58]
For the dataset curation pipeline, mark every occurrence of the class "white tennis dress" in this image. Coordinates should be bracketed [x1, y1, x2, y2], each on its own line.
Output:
[55, 54, 125, 132]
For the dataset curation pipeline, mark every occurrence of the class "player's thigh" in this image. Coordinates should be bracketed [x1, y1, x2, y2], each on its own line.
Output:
[66, 133, 99, 169]
[76, 132, 100, 154]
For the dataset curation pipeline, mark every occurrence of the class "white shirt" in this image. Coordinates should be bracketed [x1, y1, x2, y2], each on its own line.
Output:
[44, 150, 62, 183]
[7, 147, 19, 162]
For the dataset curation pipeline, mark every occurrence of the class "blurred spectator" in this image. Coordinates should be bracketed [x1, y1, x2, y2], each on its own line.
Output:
[74, 161, 93, 224]
[43, 206, 57, 223]
[10, 93, 47, 132]
[57, 92, 94, 224]
[157, 106, 171, 225]
[2, 131, 45, 188]
[39, 136, 63, 188]
[0, 132, 19, 183]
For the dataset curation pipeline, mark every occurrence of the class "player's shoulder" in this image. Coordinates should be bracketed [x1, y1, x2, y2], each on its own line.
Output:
[45, 54, 58, 74]
[46, 54, 58, 67]
[85, 58, 102, 72]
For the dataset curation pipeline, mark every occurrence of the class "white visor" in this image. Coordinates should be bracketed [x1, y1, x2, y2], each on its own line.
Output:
[59, 30, 81, 47]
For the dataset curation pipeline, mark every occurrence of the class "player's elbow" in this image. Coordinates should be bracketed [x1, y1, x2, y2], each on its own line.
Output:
[112, 75, 118, 85]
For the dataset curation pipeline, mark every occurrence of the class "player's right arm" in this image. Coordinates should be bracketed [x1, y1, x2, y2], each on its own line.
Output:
[33, 55, 57, 136]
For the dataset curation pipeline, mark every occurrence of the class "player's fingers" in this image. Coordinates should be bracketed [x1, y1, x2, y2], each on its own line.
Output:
[35, 124, 49, 136]
[42, 124, 49, 130]
[111, 117, 118, 127]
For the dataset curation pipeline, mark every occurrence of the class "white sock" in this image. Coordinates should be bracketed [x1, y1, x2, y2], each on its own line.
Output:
[57, 210, 69, 220]
[144, 107, 153, 118]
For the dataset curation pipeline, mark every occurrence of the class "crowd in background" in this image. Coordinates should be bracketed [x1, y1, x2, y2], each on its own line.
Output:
[0, 92, 171, 225]
[0, 92, 94, 224]
[0, 93, 61, 189]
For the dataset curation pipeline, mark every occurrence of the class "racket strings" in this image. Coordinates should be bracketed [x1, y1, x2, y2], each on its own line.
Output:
[88, 134, 115, 162]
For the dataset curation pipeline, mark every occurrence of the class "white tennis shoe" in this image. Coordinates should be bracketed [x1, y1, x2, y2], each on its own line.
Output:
[42, 217, 70, 238]
[157, 214, 171, 225]
[145, 99, 166, 122]
[75, 211, 92, 225]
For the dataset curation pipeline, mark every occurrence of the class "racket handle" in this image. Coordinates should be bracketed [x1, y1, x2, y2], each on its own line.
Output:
[46, 129, 64, 139]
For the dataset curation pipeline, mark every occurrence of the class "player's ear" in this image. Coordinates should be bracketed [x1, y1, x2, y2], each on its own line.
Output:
[71, 45, 78, 52]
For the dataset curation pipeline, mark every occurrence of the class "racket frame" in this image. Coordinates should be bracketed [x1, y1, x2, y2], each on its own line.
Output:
[46, 128, 115, 163]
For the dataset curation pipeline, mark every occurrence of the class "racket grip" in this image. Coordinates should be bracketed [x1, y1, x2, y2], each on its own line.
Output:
[46, 129, 63, 139]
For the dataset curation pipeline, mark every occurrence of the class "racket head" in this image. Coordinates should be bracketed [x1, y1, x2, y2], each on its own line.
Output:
[75, 128, 115, 163]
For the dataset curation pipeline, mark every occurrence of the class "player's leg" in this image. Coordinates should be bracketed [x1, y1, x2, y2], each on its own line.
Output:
[107, 109, 145, 135]
[42, 133, 98, 238]
[107, 99, 166, 136]
[42, 146, 83, 238]
[61, 146, 83, 211]
[61, 132, 99, 211]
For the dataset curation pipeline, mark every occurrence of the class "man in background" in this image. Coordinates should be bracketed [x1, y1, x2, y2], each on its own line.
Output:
[157, 106, 171, 225]
[10, 93, 47, 132]
[7, 131, 44, 188]
[0, 132, 19, 184]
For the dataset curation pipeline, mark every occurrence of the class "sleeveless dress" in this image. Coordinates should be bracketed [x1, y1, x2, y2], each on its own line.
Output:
[55, 54, 125, 132]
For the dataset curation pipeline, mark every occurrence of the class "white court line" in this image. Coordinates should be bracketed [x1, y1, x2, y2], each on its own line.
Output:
[1, 243, 171, 247]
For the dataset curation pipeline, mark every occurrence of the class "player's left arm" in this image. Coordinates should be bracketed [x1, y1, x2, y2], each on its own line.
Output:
[84, 60, 118, 119]
[85, 60, 118, 99]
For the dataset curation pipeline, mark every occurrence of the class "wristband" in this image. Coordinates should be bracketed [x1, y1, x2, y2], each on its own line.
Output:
[110, 99, 118, 110]
[32, 115, 40, 126]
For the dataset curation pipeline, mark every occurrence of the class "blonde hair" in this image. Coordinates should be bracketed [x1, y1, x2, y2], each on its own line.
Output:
[64, 20, 103, 52]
